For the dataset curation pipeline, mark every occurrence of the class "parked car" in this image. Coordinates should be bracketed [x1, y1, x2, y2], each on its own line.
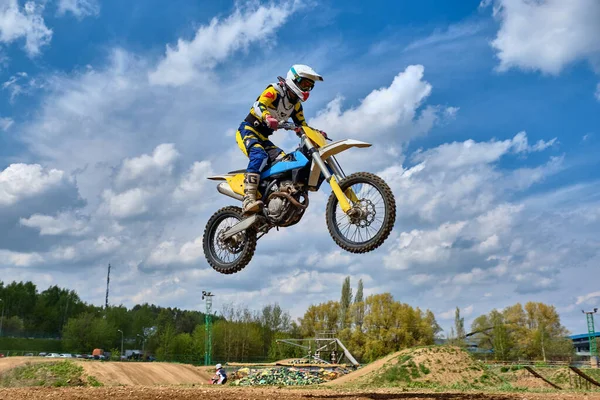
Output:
[38, 352, 47, 357]
[24, 353, 34, 357]
[60, 353, 73, 358]
[45, 353, 61, 358]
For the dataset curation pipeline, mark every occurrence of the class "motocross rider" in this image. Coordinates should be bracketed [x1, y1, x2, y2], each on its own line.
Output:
[212, 363, 227, 384]
[235, 64, 327, 215]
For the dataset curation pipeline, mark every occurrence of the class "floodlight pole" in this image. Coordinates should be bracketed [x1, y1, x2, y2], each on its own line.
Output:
[202, 291, 214, 366]
[583, 309, 598, 359]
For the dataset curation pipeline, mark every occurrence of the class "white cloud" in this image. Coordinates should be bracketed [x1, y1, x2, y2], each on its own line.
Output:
[0, 116, 13, 130]
[311, 65, 452, 142]
[57, 0, 99, 19]
[116, 143, 180, 189]
[149, 2, 294, 86]
[0, 0, 52, 56]
[384, 221, 467, 270]
[173, 161, 214, 205]
[20, 212, 89, 236]
[145, 237, 204, 267]
[102, 187, 151, 219]
[485, 0, 600, 75]
[408, 274, 434, 286]
[576, 291, 600, 305]
[0, 249, 43, 267]
[0, 163, 70, 207]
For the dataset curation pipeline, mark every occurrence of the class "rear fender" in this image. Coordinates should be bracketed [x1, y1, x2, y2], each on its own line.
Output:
[208, 173, 262, 199]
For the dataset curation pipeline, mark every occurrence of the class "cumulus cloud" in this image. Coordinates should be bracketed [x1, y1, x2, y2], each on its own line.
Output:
[484, 0, 600, 75]
[0, 163, 72, 207]
[0, 249, 43, 267]
[20, 212, 89, 236]
[576, 291, 600, 305]
[0, 0, 52, 56]
[144, 237, 204, 268]
[57, 0, 99, 19]
[115, 143, 180, 189]
[311, 65, 453, 142]
[149, 2, 295, 86]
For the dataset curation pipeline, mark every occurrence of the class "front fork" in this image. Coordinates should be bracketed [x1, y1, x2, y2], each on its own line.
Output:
[306, 139, 358, 213]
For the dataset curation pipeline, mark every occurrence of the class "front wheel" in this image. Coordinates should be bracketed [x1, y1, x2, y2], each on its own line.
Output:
[326, 172, 396, 253]
[203, 206, 257, 274]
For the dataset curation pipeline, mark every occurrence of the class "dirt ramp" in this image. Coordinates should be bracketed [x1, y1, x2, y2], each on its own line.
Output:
[325, 346, 501, 388]
[77, 362, 213, 386]
[0, 357, 62, 373]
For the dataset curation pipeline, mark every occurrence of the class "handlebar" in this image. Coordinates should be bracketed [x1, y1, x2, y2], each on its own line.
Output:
[278, 122, 299, 130]
[277, 122, 332, 141]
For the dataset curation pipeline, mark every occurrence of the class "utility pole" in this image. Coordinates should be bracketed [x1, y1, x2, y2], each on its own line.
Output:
[137, 334, 146, 359]
[202, 291, 214, 366]
[117, 329, 124, 360]
[582, 308, 598, 368]
[105, 263, 111, 313]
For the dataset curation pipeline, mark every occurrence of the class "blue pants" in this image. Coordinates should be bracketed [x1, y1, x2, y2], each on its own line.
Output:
[235, 122, 284, 174]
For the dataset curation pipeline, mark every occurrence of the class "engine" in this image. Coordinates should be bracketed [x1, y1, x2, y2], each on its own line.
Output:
[265, 180, 308, 226]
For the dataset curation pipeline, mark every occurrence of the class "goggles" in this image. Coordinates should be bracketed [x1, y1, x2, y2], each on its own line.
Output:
[295, 77, 315, 91]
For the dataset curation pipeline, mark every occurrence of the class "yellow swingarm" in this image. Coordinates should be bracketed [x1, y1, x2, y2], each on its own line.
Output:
[329, 176, 352, 212]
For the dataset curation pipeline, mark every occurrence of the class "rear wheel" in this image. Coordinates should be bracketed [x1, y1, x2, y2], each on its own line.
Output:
[326, 172, 396, 253]
[203, 206, 257, 274]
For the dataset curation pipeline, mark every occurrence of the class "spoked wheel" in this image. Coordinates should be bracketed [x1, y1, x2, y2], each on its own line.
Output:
[326, 172, 396, 253]
[202, 206, 257, 274]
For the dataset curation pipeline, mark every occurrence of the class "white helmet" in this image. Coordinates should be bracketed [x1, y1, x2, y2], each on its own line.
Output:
[285, 64, 323, 102]
[215, 363, 222, 369]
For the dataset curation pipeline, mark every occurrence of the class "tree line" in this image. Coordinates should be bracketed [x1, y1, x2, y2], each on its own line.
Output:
[0, 279, 576, 363]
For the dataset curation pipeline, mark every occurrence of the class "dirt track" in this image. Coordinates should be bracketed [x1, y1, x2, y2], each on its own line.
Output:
[1, 387, 599, 400]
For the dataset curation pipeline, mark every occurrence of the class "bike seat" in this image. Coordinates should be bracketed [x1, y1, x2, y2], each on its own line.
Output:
[227, 169, 247, 175]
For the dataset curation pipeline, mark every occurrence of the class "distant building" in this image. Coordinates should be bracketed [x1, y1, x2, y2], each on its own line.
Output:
[569, 332, 600, 356]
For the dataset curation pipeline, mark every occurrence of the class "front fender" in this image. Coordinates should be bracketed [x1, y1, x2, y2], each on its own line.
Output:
[318, 139, 371, 160]
[308, 139, 372, 188]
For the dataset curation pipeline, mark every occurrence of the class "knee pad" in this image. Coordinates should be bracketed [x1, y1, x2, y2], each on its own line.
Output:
[247, 145, 267, 174]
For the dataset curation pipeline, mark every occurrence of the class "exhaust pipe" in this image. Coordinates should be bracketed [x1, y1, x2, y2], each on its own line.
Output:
[217, 182, 243, 201]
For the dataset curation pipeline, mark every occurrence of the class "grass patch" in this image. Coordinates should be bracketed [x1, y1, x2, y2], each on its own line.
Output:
[419, 363, 430, 375]
[0, 360, 97, 388]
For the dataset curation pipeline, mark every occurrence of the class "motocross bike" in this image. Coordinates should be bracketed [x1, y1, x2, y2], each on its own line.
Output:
[202, 122, 396, 274]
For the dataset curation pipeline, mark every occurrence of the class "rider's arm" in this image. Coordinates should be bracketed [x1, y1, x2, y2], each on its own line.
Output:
[291, 102, 308, 126]
[252, 86, 280, 122]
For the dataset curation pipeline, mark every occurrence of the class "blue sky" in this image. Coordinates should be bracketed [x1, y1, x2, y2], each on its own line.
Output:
[0, 0, 599, 337]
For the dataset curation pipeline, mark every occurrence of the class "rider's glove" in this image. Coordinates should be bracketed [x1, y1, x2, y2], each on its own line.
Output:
[318, 130, 328, 140]
[265, 115, 279, 130]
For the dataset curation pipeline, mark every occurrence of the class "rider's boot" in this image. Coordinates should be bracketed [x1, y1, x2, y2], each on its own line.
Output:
[242, 172, 263, 215]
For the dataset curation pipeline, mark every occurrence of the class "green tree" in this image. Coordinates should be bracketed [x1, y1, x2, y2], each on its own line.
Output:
[62, 313, 117, 352]
[353, 279, 365, 330]
[339, 276, 353, 330]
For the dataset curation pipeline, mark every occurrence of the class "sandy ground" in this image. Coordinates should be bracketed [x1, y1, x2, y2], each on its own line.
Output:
[1, 387, 600, 400]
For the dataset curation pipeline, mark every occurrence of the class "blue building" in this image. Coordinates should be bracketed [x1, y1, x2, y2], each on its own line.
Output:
[569, 332, 600, 355]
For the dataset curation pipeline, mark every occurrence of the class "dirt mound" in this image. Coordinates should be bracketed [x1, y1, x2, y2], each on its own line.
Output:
[0, 357, 62, 373]
[77, 361, 213, 386]
[1, 357, 214, 386]
[326, 346, 501, 389]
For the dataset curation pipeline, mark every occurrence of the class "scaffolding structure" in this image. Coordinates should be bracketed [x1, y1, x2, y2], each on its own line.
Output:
[276, 331, 359, 367]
